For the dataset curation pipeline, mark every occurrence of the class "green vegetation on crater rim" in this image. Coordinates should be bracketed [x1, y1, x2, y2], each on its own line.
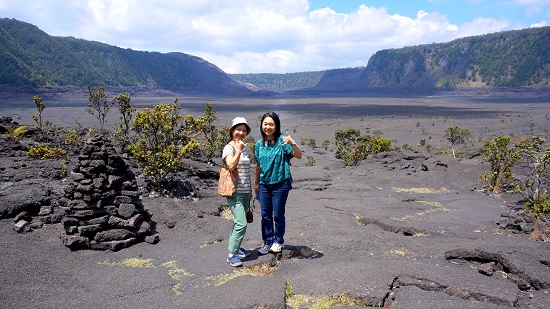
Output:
[1, 18, 549, 91]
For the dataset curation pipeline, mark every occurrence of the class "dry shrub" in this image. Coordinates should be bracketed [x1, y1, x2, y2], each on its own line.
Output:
[530, 218, 550, 242]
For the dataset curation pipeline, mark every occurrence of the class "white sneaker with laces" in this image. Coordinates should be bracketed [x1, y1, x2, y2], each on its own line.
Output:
[269, 242, 284, 253]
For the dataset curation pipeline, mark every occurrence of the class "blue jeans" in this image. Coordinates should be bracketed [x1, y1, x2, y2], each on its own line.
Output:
[259, 178, 291, 246]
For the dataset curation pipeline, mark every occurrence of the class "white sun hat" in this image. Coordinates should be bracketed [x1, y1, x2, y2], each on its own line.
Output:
[230, 117, 251, 134]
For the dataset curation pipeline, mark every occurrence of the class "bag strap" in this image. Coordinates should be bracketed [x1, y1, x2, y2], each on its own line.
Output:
[224, 143, 237, 168]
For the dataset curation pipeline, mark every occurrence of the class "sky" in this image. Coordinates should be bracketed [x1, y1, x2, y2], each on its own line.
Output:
[1, 0, 549, 74]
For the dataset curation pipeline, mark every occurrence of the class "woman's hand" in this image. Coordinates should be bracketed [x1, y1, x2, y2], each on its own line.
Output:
[235, 140, 245, 151]
[282, 131, 295, 145]
[226, 141, 244, 171]
[283, 131, 302, 159]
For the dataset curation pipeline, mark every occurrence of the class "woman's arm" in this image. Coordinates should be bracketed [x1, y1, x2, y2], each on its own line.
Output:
[224, 143, 242, 171]
[282, 131, 302, 159]
[290, 143, 302, 159]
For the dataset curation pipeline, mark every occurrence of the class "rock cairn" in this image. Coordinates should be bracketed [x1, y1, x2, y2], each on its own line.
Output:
[55, 135, 158, 251]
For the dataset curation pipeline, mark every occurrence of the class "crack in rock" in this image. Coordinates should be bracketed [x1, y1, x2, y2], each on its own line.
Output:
[291, 175, 332, 191]
[445, 248, 550, 290]
[357, 217, 429, 236]
[390, 274, 518, 307]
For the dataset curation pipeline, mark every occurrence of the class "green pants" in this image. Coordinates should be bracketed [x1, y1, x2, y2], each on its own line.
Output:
[227, 192, 250, 254]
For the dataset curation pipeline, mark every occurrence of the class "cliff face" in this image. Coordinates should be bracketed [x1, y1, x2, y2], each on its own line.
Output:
[164, 52, 251, 95]
[0, 18, 251, 95]
[306, 26, 550, 93]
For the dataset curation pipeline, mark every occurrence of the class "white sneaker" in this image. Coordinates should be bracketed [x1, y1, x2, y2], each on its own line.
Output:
[269, 242, 284, 253]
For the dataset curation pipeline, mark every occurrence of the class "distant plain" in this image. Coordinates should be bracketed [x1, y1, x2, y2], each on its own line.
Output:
[1, 90, 549, 162]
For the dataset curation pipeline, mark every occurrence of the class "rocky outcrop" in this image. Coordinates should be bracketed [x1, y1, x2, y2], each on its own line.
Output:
[54, 135, 158, 251]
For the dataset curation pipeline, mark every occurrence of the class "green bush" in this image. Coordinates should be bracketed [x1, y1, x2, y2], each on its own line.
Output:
[65, 122, 83, 147]
[334, 128, 393, 166]
[445, 126, 470, 158]
[512, 136, 550, 216]
[244, 136, 256, 164]
[198, 103, 226, 163]
[27, 143, 66, 159]
[128, 100, 201, 190]
[321, 139, 331, 150]
[481, 136, 520, 194]
[86, 85, 113, 131]
[112, 92, 135, 152]
[32, 95, 45, 137]
[305, 155, 317, 167]
[334, 128, 361, 166]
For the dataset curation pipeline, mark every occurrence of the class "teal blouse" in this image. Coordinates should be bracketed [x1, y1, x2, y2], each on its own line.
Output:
[255, 135, 294, 185]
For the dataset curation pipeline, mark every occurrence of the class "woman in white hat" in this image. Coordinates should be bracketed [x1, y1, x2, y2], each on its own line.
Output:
[222, 117, 252, 267]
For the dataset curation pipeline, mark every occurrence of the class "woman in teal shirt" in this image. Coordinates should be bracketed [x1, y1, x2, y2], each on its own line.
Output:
[254, 112, 302, 254]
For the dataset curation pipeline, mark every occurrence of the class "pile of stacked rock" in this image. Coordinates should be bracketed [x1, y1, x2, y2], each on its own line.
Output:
[55, 135, 158, 251]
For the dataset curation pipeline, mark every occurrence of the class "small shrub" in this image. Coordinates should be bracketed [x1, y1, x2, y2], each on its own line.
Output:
[32, 96, 45, 137]
[481, 135, 520, 194]
[445, 126, 471, 158]
[86, 85, 113, 131]
[334, 128, 361, 166]
[112, 92, 135, 152]
[244, 136, 256, 164]
[306, 138, 316, 148]
[43, 120, 60, 137]
[512, 136, 550, 217]
[321, 139, 331, 150]
[27, 143, 66, 159]
[65, 122, 83, 147]
[305, 155, 317, 167]
[198, 103, 225, 163]
[334, 128, 393, 166]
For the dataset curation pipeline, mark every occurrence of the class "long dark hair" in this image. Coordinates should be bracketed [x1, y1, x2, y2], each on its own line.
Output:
[260, 112, 281, 142]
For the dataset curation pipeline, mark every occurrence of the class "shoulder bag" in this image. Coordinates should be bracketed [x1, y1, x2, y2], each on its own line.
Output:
[218, 144, 238, 197]
[218, 167, 237, 197]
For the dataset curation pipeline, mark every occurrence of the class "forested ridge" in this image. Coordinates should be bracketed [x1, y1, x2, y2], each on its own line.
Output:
[0, 18, 219, 89]
[363, 26, 550, 87]
[1, 17, 549, 90]
[236, 27, 550, 90]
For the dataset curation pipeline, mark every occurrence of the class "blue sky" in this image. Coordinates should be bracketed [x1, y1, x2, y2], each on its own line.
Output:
[1, 0, 549, 74]
[310, 0, 549, 27]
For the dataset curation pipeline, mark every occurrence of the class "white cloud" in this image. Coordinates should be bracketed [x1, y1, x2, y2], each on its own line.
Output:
[515, 0, 550, 15]
[457, 17, 511, 37]
[515, 0, 550, 4]
[530, 20, 548, 26]
[0, 0, 526, 73]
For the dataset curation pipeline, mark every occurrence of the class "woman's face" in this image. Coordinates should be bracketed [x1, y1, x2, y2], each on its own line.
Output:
[231, 124, 248, 141]
[262, 117, 276, 138]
